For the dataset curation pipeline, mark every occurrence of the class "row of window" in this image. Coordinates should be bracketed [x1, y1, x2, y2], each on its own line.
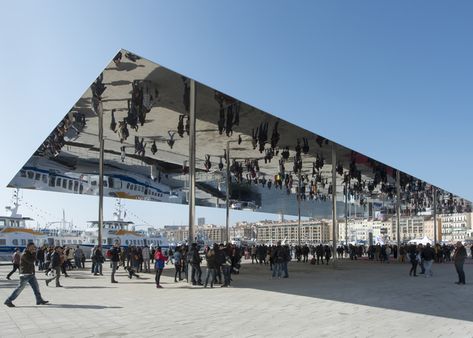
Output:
[21, 169, 166, 198]
[0, 238, 34, 246]
[125, 183, 163, 197]
[21, 170, 85, 194]
[0, 220, 23, 227]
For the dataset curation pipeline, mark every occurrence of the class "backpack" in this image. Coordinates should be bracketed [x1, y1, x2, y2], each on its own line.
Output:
[106, 249, 112, 258]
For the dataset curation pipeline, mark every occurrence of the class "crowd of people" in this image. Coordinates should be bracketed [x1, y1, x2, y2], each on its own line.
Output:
[3, 239, 471, 307]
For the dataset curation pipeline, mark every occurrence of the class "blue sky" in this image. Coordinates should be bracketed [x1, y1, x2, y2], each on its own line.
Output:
[0, 1, 472, 228]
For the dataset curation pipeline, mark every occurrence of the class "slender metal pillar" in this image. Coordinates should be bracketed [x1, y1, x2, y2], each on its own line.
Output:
[433, 187, 437, 244]
[188, 79, 196, 245]
[396, 170, 401, 260]
[298, 170, 302, 246]
[97, 100, 104, 248]
[225, 141, 230, 243]
[344, 182, 348, 246]
[331, 145, 337, 262]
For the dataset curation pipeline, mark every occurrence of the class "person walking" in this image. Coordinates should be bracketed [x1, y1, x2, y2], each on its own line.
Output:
[421, 243, 435, 278]
[142, 245, 150, 273]
[453, 241, 466, 285]
[408, 245, 418, 277]
[45, 246, 63, 287]
[4, 243, 49, 307]
[154, 247, 167, 288]
[6, 248, 21, 280]
[110, 242, 120, 283]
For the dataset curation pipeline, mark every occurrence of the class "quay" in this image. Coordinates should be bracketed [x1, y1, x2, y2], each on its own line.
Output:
[1, 259, 472, 337]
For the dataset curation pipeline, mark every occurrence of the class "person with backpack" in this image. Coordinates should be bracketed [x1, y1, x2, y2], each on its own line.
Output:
[154, 247, 168, 288]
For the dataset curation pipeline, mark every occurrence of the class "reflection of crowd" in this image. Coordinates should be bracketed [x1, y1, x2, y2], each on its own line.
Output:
[38, 112, 86, 157]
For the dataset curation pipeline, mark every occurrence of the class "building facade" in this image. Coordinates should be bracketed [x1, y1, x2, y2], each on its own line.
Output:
[440, 213, 473, 241]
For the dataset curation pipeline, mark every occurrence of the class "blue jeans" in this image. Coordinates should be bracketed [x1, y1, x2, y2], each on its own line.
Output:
[222, 266, 231, 285]
[205, 268, 216, 287]
[94, 262, 103, 274]
[272, 262, 282, 278]
[282, 261, 288, 277]
[6, 274, 43, 303]
[423, 260, 433, 277]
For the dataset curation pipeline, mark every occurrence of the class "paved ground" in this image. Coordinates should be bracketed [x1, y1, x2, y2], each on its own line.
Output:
[0, 258, 472, 338]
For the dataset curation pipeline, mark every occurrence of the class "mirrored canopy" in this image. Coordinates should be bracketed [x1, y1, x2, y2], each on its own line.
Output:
[8, 49, 472, 219]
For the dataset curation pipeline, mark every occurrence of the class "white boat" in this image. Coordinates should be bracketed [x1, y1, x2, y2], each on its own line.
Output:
[81, 200, 170, 251]
[0, 190, 46, 259]
[1, 191, 170, 259]
[9, 155, 186, 204]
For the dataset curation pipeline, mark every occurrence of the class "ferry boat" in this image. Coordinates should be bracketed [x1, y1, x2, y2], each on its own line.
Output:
[0, 190, 46, 259]
[0, 191, 170, 258]
[9, 155, 186, 204]
[81, 200, 170, 252]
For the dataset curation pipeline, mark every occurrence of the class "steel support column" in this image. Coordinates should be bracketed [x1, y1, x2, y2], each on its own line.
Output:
[331, 145, 337, 263]
[396, 170, 401, 260]
[345, 182, 348, 246]
[298, 170, 302, 246]
[225, 141, 230, 243]
[433, 187, 437, 245]
[188, 79, 196, 245]
[97, 100, 104, 248]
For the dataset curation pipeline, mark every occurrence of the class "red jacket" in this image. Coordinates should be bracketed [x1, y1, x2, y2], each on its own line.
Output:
[154, 251, 168, 262]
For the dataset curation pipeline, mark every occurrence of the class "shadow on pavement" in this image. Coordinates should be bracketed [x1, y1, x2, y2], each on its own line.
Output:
[232, 260, 473, 323]
[20, 304, 122, 309]
[63, 286, 117, 289]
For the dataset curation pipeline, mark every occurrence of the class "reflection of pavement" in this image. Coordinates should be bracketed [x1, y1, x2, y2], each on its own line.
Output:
[0, 260, 472, 336]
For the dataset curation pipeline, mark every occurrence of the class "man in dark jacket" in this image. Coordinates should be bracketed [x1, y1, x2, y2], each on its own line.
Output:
[110, 242, 121, 283]
[453, 241, 466, 285]
[45, 246, 63, 287]
[421, 243, 435, 278]
[4, 243, 49, 307]
[189, 243, 202, 286]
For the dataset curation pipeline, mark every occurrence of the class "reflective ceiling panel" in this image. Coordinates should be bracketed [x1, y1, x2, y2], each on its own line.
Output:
[8, 49, 472, 218]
